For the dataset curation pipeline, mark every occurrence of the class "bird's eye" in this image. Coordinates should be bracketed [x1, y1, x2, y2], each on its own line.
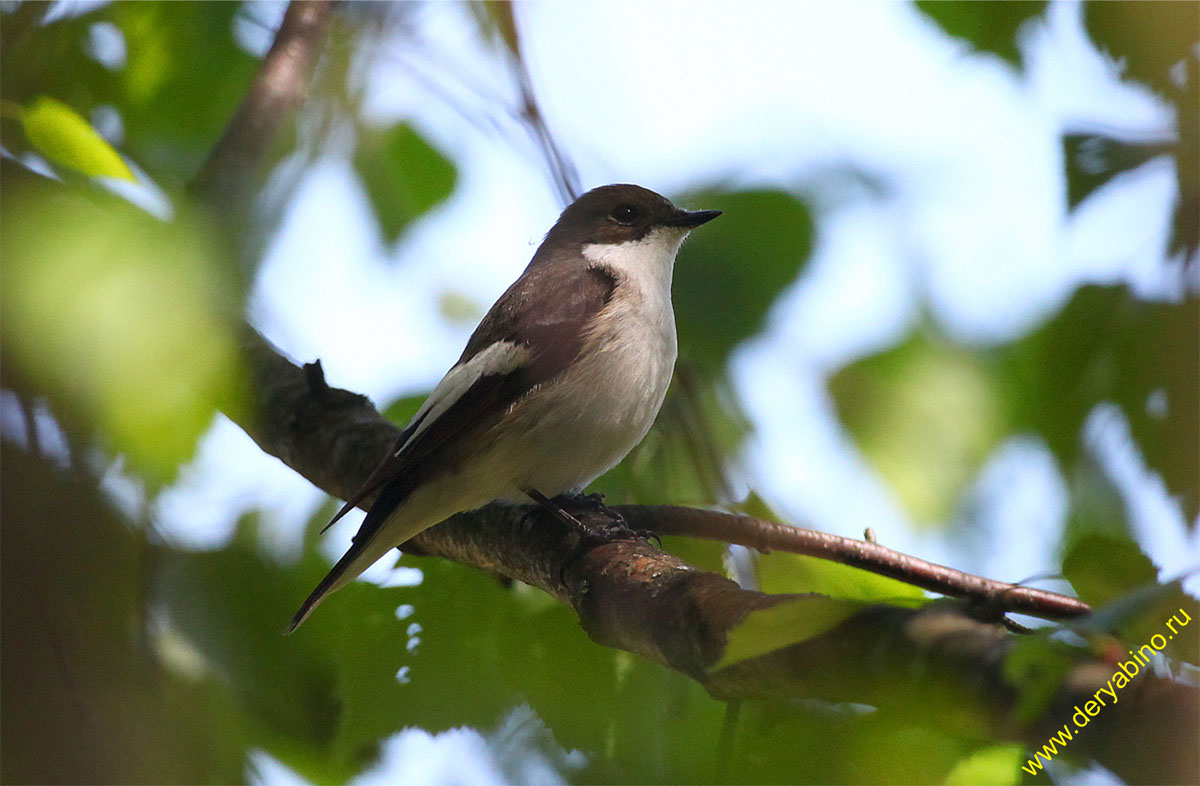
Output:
[610, 204, 638, 225]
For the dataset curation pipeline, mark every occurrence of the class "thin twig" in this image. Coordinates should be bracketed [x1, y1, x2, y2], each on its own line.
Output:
[617, 505, 1092, 620]
[489, 2, 581, 204]
[189, 0, 337, 207]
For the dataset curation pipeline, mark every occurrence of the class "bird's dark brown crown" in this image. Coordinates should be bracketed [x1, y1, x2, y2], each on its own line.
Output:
[544, 184, 683, 246]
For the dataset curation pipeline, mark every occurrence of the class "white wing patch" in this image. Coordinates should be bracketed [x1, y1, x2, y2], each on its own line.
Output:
[395, 340, 530, 457]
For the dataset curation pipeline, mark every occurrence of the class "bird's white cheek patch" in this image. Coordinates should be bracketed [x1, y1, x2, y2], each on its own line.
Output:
[582, 229, 686, 268]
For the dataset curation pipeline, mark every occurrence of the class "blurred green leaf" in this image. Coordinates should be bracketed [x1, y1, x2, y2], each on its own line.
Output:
[944, 744, 1024, 786]
[438, 290, 484, 325]
[382, 392, 428, 427]
[1, 445, 246, 784]
[1000, 286, 1199, 521]
[353, 123, 457, 248]
[914, 1, 1047, 66]
[1061, 458, 1136, 548]
[1083, 1, 1199, 96]
[161, 498, 624, 780]
[715, 596, 864, 670]
[157, 516, 412, 782]
[17, 96, 135, 180]
[1002, 637, 1076, 726]
[105, 2, 259, 178]
[1062, 535, 1157, 609]
[1, 181, 245, 484]
[1062, 534, 1199, 664]
[830, 328, 1007, 525]
[755, 549, 929, 605]
[1081, 3, 1199, 264]
[0, 3, 259, 181]
[674, 189, 813, 369]
[730, 701, 980, 785]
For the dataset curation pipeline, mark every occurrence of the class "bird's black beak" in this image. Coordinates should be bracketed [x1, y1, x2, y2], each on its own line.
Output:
[665, 209, 722, 228]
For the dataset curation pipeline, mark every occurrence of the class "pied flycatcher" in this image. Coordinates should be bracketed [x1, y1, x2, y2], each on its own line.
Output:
[289, 184, 720, 631]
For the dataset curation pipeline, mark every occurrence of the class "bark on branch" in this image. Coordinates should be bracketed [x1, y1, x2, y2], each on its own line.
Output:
[190, 0, 337, 208]
[633, 506, 1092, 620]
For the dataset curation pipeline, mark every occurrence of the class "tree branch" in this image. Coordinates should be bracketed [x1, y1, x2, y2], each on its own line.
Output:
[625, 506, 1092, 620]
[189, 0, 337, 208]
[487, 1, 581, 204]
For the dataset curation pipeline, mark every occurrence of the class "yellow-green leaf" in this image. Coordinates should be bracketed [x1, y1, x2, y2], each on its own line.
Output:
[20, 96, 136, 181]
[756, 549, 930, 604]
[714, 596, 864, 671]
[2, 186, 243, 484]
[830, 328, 1007, 526]
[944, 745, 1024, 786]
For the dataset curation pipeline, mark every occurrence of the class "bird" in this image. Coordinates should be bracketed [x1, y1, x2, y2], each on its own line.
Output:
[288, 184, 720, 632]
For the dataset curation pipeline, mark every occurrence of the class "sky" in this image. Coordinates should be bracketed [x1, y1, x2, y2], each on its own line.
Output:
[99, 2, 1194, 784]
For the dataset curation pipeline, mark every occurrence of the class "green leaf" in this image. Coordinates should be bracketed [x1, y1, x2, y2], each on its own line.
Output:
[1084, 2, 1199, 96]
[714, 596, 864, 670]
[915, 1, 1047, 66]
[1001, 286, 1199, 520]
[353, 123, 457, 248]
[1, 182, 244, 484]
[673, 189, 813, 368]
[755, 549, 929, 604]
[0, 4, 260, 181]
[106, 2, 259, 178]
[944, 744, 1024, 786]
[19, 96, 135, 180]
[1, 445, 247, 784]
[1002, 636, 1077, 725]
[382, 392, 427, 427]
[830, 327, 1008, 525]
[1062, 534, 1157, 609]
[157, 516, 412, 783]
[730, 701, 976, 784]
[1062, 534, 1199, 664]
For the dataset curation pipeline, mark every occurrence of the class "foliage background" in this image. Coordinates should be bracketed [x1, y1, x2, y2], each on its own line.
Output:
[1, 2, 1196, 784]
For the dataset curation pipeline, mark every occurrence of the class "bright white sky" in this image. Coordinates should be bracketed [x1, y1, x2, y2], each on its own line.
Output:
[118, 3, 1193, 784]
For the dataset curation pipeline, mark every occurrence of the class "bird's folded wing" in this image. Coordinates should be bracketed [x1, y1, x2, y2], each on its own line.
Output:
[319, 341, 528, 534]
[325, 262, 619, 538]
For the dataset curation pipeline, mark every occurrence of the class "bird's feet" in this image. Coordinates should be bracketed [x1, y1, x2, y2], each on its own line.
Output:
[551, 491, 661, 547]
[524, 488, 663, 589]
[524, 488, 660, 545]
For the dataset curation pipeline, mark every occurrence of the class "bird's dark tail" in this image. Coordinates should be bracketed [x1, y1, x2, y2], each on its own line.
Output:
[285, 543, 366, 634]
[287, 476, 421, 634]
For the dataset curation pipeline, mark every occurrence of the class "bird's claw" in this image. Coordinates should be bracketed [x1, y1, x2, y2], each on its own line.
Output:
[553, 492, 660, 545]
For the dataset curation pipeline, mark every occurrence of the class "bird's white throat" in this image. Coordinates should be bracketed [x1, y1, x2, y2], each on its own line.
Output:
[581, 226, 687, 297]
